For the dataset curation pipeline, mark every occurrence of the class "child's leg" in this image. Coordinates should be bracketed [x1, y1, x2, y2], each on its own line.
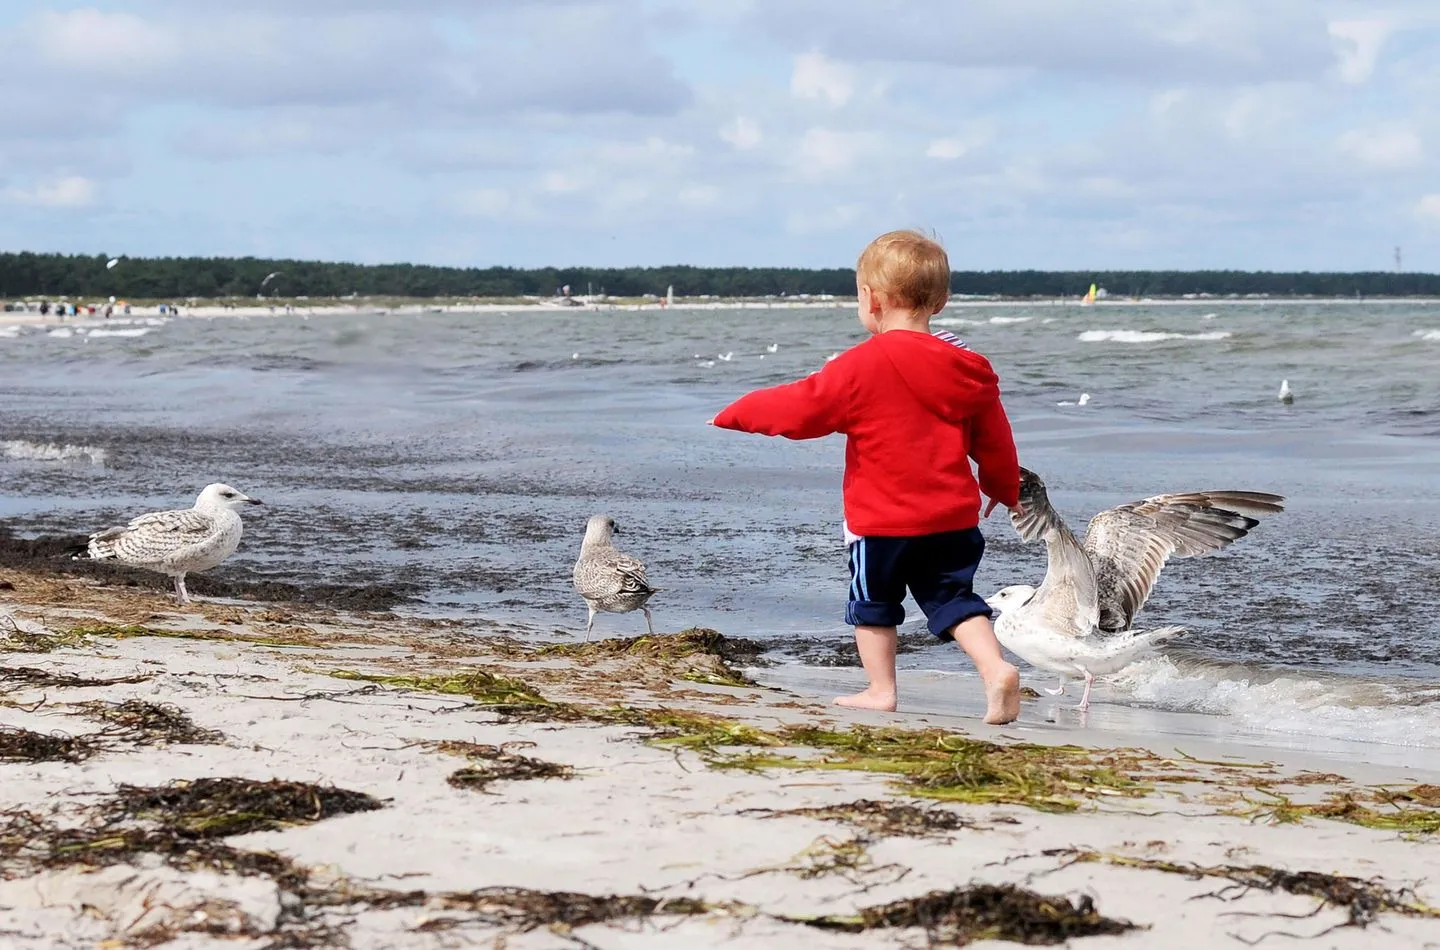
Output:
[948, 614, 1020, 725]
[834, 625, 898, 711]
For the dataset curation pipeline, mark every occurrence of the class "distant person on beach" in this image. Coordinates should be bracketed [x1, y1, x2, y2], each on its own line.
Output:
[710, 230, 1025, 724]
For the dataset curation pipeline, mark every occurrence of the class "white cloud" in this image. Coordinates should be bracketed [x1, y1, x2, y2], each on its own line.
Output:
[786, 203, 862, 235]
[1416, 194, 1440, 222]
[926, 139, 970, 160]
[454, 188, 512, 218]
[541, 171, 587, 194]
[1329, 18, 1392, 84]
[678, 185, 721, 208]
[790, 51, 854, 107]
[1337, 124, 1423, 169]
[791, 128, 877, 178]
[3, 176, 96, 207]
[719, 116, 762, 150]
[598, 136, 694, 167]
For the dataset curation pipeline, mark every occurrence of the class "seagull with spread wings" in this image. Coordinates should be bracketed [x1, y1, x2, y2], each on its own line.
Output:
[985, 468, 1283, 710]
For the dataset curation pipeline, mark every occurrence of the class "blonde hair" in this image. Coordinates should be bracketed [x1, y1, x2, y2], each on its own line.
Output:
[855, 230, 951, 313]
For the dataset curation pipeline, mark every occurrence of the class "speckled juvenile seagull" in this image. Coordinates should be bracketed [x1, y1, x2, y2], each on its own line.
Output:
[572, 514, 659, 641]
[81, 483, 263, 604]
[986, 468, 1283, 710]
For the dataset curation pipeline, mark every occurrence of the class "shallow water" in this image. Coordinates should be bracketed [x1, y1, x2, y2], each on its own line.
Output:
[2, 302, 1439, 761]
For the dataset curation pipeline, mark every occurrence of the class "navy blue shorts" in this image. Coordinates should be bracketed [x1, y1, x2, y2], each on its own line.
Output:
[845, 528, 993, 639]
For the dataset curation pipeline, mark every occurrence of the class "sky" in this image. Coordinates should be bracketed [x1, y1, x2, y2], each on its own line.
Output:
[1, 0, 1439, 271]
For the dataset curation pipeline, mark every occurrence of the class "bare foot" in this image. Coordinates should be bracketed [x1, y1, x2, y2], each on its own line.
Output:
[982, 664, 1021, 724]
[834, 688, 897, 712]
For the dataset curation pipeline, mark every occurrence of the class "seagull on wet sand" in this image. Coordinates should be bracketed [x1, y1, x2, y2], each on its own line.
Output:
[986, 468, 1284, 711]
[80, 483, 264, 604]
[572, 514, 660, 641]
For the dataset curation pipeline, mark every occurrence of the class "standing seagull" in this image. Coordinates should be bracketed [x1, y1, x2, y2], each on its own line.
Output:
[81, 484, 263, 604]
[986, 469, 1283, 710]
[572, 515, 659, 641]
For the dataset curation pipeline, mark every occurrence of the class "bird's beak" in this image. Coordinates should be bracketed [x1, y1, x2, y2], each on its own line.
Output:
[246, 497, 264, 506]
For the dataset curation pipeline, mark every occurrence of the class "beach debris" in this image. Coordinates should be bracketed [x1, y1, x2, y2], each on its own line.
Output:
[77, 483, 265, 604]
[1046, 849, 1440, 931]
[792, 883, 1136, 944]
[1278, 379, 1294, 404]
[0, 666, 151, 691]
[0, 726, 97, 763]
[741, 799, 979, 838]
[79, 699, 226, 747]
[441, 741, 575, 793]
[104, 777, 384, 838]
[572, 514, 660, 642]
[538, 627, 763, 687]
[992, 467, 1284, 709]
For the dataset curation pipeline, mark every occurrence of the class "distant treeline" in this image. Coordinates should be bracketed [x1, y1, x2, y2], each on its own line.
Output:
[2, 251, 1438, 299]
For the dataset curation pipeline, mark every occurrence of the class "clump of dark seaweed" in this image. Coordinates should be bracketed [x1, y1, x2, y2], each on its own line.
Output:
[0, 625, 91, 653]
[80, 699, 226, 746]
[538, 628, 765, 687]
[0, 667, 151, 690]
[796, 883, 1136, 944]
[104, 777, 385, 838]
[744, 798, 976, 838]
[418, 887, 713, 931]
[1050, 849, 1440, 929]
[435, 740, 575, 793]
[0, 726, 96, 763]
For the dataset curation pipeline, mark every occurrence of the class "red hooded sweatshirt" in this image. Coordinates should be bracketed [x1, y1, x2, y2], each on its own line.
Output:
[713, 330, 1021, 537]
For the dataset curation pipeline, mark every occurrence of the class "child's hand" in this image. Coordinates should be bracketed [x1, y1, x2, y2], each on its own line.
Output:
[706, 417, 716, 426]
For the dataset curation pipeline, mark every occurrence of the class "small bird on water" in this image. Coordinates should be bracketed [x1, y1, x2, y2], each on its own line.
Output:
[573, 514, 660, 641]
[79, 483, 263, 604]
[1278, 379, 1294, 404]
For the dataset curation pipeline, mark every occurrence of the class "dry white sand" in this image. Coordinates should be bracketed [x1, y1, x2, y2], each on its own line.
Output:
[3, 571, 1440, 949]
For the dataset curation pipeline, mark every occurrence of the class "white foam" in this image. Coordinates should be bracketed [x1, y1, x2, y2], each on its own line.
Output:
[1412, 329, 1440, 342]
[931, 317, 983, 327]
[1, 440, 108, 466]
[47, 328, 74, 338]
[988, 316, 1033, 325]
[1078, 329, 1232, 344]
[1113, 657, 1440, 750]
[0, 326, 19, 338]
[86, 327, 150, 338]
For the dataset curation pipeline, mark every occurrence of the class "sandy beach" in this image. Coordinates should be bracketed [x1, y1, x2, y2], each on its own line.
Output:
[3, 567, 1438, 949]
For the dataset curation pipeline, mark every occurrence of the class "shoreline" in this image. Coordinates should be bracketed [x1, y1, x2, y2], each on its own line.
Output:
[5, 293, 1440, 330]
[3, 568, 1439, 948]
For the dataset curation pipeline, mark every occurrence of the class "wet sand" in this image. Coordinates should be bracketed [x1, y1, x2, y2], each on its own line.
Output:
[3, 568, 1439, 949]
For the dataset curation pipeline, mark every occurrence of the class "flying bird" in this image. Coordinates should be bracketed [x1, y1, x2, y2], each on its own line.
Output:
[987, 468, 1283, 710]
[80, 484, 264, 604]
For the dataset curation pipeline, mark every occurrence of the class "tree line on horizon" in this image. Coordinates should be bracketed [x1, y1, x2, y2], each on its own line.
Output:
[2, 251, 1438, 299]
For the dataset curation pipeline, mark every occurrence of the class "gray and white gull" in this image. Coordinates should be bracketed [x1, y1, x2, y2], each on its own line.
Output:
[81, 483, 263, 604]
[986, 468, 1283, 710]
[572, 514, 660, 641]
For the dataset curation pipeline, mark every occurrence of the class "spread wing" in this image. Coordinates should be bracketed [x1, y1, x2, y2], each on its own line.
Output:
[88, 508, 217, 562]
[1009, 468, 1099, 638]
[1084, 490, 1285, 633]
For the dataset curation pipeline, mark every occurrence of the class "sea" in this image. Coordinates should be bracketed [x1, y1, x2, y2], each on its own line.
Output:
[2, 302, 1439, 767]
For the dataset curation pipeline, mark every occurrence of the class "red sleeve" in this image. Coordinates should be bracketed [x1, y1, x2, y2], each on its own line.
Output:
[712, 358, 851, 440]
[969, 396, 1021, 508]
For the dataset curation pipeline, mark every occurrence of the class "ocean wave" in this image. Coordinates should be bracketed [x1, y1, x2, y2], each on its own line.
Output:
[1113, 656, 1440, 749]
[86, 327, 150, 338]
[1078, 329, 1232, 344]
[1, 439, 108, 466]
[931, 317, 983, 327]
[0, 326, 19, 338]
[988, 316, 1033, 325]
[1413, 329, 1440, 342]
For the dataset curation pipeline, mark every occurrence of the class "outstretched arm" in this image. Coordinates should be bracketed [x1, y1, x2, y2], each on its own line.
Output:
[711, 358, 851, 440]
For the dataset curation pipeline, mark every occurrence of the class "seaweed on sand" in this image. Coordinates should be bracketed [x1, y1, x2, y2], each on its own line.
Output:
[1049, 849, 1440, 929]
[743, 798, 977, 838]
[791, 883, 1137, 944]
[328, 668, 562, 719]
[103, 777, 384, 838]
[404, 888, 714, 933]
[538, 628, 766, 687]
[79, 699, 226, 746]
[1237, 787, 1440, 834]
[436, 740, 575, 793]
[0, 667, 151, 691]
[0, 727, 96, 763]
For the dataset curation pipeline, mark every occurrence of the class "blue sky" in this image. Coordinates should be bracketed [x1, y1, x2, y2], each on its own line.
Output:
[2, 0, 1438, 270]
